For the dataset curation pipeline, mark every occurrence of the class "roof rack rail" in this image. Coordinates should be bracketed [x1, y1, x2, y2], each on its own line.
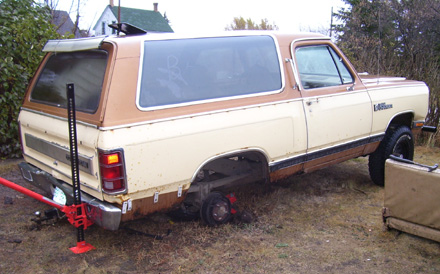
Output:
[108, 22, 147, 35]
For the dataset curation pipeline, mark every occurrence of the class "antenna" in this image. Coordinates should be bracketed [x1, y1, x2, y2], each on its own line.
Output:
[330, 7, 334, 38]
[118, 0, 121, 35]
[377, 1, 381, 84]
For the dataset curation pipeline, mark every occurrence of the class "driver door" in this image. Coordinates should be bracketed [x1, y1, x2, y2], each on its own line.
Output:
[292, 41, 372, 169]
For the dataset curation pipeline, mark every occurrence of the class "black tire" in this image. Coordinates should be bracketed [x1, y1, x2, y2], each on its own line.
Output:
[200, 192, 232, 226]
[369, 125, 414, 186]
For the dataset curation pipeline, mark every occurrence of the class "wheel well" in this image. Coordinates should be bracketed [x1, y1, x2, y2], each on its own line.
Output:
[388, 112, 413, 130]
[192, 150, 269, 184]
[186, 150, 269, 206]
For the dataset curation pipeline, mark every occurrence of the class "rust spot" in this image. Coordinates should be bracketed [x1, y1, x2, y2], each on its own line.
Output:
[270, 164, 303, 182]
[120, 190, 186, 222]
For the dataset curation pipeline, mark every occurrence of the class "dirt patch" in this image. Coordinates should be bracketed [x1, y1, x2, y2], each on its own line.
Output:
[1, 147, 440, 273]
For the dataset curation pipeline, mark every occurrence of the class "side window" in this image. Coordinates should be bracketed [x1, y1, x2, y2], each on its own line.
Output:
[295, 45, 354, 90]
[138, 36, 282, 109]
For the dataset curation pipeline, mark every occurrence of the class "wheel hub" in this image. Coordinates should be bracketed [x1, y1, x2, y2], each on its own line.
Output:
[212, 201, 229, 221]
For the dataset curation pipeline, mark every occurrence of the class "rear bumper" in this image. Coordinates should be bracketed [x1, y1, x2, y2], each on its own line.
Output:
[18, 162, 121, 231]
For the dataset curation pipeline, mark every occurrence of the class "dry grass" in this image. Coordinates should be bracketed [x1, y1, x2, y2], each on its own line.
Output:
[1, 146, 440, 273]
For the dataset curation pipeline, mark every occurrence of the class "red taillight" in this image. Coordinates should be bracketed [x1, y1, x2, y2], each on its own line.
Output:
[99, 150, 126, 194]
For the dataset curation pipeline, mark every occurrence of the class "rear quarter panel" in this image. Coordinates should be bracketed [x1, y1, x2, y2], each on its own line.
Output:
[99, 100, 307, 203]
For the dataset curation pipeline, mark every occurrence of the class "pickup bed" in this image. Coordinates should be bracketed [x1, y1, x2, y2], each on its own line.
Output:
[18, 31, 430, 230]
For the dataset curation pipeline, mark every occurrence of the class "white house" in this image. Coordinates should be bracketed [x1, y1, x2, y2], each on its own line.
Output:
[93, 2, 173, 36]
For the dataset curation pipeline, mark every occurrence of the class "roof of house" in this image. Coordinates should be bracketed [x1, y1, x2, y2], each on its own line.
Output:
[109, 6, 173, 33]
[52, 10, 81, 38]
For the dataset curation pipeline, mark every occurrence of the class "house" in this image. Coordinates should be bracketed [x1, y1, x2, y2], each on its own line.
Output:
[93, 2, 173, 36]
[51, 10, 81, 38]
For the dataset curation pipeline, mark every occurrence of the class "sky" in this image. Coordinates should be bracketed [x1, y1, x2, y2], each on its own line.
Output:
[55, 0, 347, 34]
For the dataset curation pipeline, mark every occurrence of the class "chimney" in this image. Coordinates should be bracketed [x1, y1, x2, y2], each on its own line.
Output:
[109, 0, 114, 7]
[153, 3, 158, 12]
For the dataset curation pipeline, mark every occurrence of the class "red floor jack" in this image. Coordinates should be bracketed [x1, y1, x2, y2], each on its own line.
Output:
[0, 84, 95, 254]
[0, 176, 94, 253]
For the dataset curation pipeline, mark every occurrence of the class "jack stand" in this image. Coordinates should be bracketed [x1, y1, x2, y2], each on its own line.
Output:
[70, 241, 95, 254]
[66, 83, 95, 254]
[226, 193, 237, 214]
[0, 176, 95, 253]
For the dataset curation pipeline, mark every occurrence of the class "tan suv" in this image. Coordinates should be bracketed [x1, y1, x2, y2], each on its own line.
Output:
[18, 31, 430, 230]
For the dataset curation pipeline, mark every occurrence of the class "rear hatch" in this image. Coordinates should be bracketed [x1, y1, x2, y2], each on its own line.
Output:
[19, 38, 110, 199]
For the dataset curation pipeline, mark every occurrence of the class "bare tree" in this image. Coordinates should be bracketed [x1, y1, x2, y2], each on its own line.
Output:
[225, 17, 278, 31]
[335, 0, 440, 145]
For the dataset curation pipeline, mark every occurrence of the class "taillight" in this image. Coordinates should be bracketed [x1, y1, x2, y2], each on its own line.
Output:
[99, 149, 126, 194]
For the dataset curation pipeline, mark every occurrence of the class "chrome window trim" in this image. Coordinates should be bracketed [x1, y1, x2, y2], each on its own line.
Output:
[135, 33, 286, 111]
[291, 43, 356, 91]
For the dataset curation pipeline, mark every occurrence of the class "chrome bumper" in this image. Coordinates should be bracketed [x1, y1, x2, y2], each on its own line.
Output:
[18, 162, 121, 231]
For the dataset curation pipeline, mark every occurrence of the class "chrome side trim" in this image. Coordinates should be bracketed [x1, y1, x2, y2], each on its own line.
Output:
[100, 97, 303, 131]
[269, 134, 385, 172]
[365, 83, 427, 92]
[100, 89, 370, 131]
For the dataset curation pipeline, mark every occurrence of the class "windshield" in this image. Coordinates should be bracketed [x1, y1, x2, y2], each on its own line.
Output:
[31, 50, 108, 113]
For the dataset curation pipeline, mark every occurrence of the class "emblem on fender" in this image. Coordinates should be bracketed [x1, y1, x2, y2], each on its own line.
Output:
[374, 102, 393, 111]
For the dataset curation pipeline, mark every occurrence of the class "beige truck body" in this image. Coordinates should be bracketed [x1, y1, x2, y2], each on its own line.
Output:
[18, 32, 429, 229]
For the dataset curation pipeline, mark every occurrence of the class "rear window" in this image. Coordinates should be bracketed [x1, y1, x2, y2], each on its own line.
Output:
[138, 35, 283, 109]
[31, 50, 108, 113]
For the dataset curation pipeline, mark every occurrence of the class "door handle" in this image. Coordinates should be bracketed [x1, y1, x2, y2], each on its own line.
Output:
[306, 98, 319, 106]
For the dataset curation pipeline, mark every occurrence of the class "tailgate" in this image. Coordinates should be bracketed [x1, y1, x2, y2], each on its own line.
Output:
[19, 109, 102, 199]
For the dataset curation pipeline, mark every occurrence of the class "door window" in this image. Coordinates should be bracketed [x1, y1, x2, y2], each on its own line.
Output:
[295, 45, 353, 90]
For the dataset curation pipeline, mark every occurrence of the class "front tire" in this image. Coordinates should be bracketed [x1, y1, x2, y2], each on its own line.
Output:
[369, 125, 414, 186]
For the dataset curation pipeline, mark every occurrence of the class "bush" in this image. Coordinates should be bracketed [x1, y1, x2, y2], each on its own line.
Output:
[0, 0, 60, 158]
